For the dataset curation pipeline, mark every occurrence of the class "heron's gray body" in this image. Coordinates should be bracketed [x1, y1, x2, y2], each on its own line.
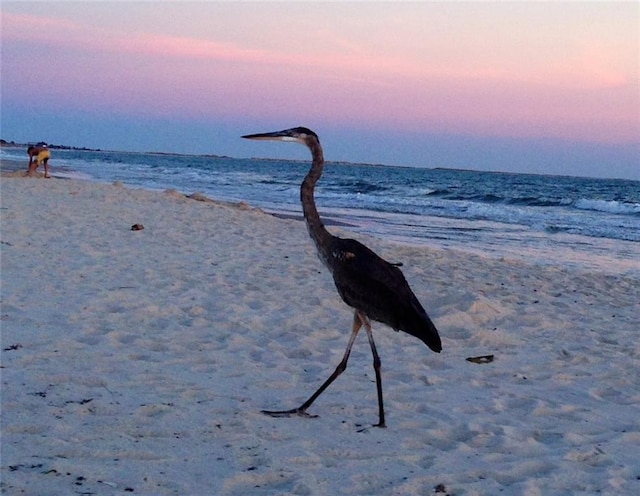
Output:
[242, 126, 442, 427]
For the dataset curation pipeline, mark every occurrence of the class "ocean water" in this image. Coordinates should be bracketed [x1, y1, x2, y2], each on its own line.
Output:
[2, 147, 638, 275]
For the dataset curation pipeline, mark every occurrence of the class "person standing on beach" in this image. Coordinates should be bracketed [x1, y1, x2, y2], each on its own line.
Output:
[27, 145, 51, 178]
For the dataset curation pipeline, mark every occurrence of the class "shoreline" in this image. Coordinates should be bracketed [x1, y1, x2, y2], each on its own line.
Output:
[3, 156, 638, 277]
[2, 175, 639, 494]
[0, 158, 29, 175]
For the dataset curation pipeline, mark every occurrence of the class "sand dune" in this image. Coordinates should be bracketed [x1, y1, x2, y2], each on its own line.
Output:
[1, 176, 638, 495]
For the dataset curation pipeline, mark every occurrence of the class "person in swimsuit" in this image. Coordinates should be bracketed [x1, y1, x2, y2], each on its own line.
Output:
[27, 145, 51, 178]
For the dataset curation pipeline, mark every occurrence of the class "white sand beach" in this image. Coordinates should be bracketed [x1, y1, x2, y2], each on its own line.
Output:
[1, 173, 639, 495]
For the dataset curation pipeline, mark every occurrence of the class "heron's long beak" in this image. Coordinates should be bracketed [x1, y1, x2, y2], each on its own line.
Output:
[242, 130, 296, 142]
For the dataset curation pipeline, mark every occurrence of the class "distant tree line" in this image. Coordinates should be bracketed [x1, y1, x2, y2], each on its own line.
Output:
[0, 139, 101, 152]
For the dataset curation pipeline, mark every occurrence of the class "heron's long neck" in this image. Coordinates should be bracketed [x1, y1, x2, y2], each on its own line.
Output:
[301, 139, 334, 269]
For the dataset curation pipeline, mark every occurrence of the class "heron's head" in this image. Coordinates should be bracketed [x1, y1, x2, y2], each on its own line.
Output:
[242, 127, 318, 145]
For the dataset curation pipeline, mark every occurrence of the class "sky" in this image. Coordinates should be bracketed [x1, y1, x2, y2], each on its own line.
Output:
[1, 1, 638, 180]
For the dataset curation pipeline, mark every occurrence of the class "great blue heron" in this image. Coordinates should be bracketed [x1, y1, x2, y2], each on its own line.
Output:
[242, 127, 442, 428]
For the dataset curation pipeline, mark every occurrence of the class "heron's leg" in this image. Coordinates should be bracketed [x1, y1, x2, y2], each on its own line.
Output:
[358, 311, 386, 428]
[261, 312, 362, 418]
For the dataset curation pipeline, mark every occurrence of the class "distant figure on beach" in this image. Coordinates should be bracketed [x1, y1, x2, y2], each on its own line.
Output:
[27, 145, 51, 178]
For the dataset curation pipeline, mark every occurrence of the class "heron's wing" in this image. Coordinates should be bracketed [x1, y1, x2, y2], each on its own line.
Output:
[330, 237, 442, 352]
[330, 238, 426, 321]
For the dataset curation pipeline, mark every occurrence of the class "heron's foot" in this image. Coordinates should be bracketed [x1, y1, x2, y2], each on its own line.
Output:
[261, 408, 318, 419]
[357, 421, 387, 432]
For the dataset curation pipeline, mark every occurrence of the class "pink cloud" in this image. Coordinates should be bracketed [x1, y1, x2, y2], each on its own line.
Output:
[1, 12, 77, 31]
[3, 11, 636, 145]
[4, 11, 632, 93]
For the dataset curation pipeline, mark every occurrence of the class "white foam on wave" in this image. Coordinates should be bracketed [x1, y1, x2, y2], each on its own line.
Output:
[574, 198, 640, 215]
[51, 170, 94, 181]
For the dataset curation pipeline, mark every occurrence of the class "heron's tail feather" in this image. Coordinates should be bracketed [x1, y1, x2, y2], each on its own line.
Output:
[416, 315, 442, 353]
[404, 300, 442, 353]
